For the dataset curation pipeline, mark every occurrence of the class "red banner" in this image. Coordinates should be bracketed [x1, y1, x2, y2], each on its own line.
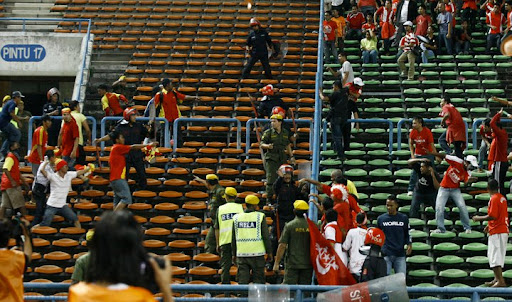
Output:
[307, 218, 356, 285]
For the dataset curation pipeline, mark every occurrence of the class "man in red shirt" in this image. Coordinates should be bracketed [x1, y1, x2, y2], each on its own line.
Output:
[407, 117, 435, 194]
[504, 2, 512, 36]
[427, 150, 477, 233]
[347, 5, 366, 40]
[478, 118, 493, 171]
[27, 114, 52, 176]
[439, 97, 466, 159]
[415, 4, 432, 36]
[488, 110, 509, 194]
[361, 14, 377, 33]
[374, 0, 396, 55]
[0, 142, 29, 219]
[462, 0, 478, 31]
[472, 179, 509, 287]
[58, 108, 80, 169]
[486, 5, 506, 53]
[323, 10, 339, 63]
[109, 132, 156, 211]
[97, 84, 128, 117]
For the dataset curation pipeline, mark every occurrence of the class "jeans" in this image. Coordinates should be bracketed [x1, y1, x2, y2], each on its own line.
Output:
[384, 255, 406, 275]
[462, 8, 477, 31]
[398, 51, 416, 80]
[421, 49, 435, 63]
[478, 140, 489, 170]
[393, 23, 405, 47]
[362, 50, 378, 64]
[346, 29, 362, 40]
[0, 123, 21, 156]
[410, 191, 437, 218]
[41, 205, 78, 226]
[487, 33, 502, 53]
[62, 156, 76, 171]
[360, 6, 376, 16]
[439, 131, 464, 159]
[31, 183, 47, 226]
[455, 41, 470, 54]
[435, 187, 471, 232]
[438, 33, 453, 55]
[408, 155, 435, 192]
[330, 118, 349, 159]
[31, 163, 40, 178]
[324, 40, 338, 63]
[111, 179, 132, 206]
[383, 39, 392, 54]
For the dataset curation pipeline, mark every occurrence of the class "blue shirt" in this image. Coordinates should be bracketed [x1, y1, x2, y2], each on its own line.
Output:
[0, 100, 17, 129]
[437, 12, 452, 34]
[377, 212, 411, 257]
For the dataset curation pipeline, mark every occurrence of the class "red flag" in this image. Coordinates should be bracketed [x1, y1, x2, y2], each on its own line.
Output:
[307, 217, 356, 285]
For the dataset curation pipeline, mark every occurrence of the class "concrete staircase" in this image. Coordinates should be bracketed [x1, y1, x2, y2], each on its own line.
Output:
[0, 0, 62, 32]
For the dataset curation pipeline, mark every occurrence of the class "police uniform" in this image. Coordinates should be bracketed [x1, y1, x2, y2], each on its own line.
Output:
[261, 118, 293, 199]
[232, 195, 272, 284]
[204, 175, 225, 254]
[242, 27, 273, 79]
[278, 200, 313, 284]
[214, 187, 244, 284]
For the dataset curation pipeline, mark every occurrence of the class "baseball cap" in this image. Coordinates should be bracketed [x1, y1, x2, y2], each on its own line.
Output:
[223, 187, 238, 199]
[353, 77, 365, 86]
[245, 195, 260, 205]
[465, 155, 478, 168]
[206, 174, 218, 180]
[293, 200, 309, 210]
[12, 91, 25, 98]
[403, 21, 413, 27]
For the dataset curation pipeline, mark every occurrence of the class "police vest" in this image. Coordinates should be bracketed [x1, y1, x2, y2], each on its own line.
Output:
[233, 211, 266, 257]
[218, 202, 244, 246]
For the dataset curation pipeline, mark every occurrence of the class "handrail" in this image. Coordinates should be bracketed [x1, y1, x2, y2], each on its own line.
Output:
[244, 118, 313, 154]
[471, 118, 512, 150]
[100, 117, 170, 149]
[27, 115, 97, 156]
[0, 17, 92, 102]
[172, 118, 241, 152]
[321, 119, 395, 154]
[396, 118, 469, 151]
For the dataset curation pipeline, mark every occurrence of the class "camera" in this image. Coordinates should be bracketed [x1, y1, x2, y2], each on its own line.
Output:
[141, 254, 166, 293]
[10, 216, 27, 247]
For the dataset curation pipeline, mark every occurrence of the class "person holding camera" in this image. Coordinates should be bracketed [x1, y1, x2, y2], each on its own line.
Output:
[0, 142, 29, 219]
[0, 217, 33, 301]
[68, 211, 173, 302]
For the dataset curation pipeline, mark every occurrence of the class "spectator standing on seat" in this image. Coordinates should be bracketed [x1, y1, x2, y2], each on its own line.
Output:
[332, 10, 347, 52]
[347, 5, 366, 40]
[504, 2, 512, 37]
[361, 30, 379, 64]
[488, 109, 509, 195]
[0, 217, 32, 302]
[439, 97, 466, 159]
[31, 150, 56, 227]
[16, 100, 32, 156]
[69, 211, 174, 302]
[415, 4, 432, 37]
[0, 142, 29, 219]
[37, 159, 90, 229]
[260, 114, 295, 200]
[323, 11, 339, 64]
[462, 0, 478, 30]
[328, 53, 354, 85]
[242, 18, 274, 79]
[481, 0, 497, 15]
[472, 179, 509, 288]
[273, 165, 306, 236]
[478, 118, 492, 172]
[273, 200, 312, 285]
[27, 114, 52, 176]
[437, 3, 453, 55]
[97, 84, 129, 117]
[43, 88, 62, 146]
[359, 0, 379, 16]
[398, 21, 419, 81]
[320, 81, 350, 161]
[407, 117, 436, 195]
[486, 5, 506, 54]
[215, 187, 244, 284]
[195, 174, 225, 254]
[407, 158, 441, 218]
[0, 91, 23, 160]
[232, 195, 272, 284]
[360, 227, 388, 282]
[65, 101, 90, 166]
[257, 84, 288, 119]
[342, 212, 368, 281]
[428, 150, 477, 234]
[394, 0, 419, 46]
[375, 0, 396, 55]
[455, 20, 472, 54]
[58, 108, 80, 169]
[420, 25, 438, 63]
[95, 107, 150, 190]
[323, 208, 346, 264]
[377, 195, 412, 275]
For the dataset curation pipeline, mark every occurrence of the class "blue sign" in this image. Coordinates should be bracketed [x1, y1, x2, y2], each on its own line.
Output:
[1, 44, 46, 62]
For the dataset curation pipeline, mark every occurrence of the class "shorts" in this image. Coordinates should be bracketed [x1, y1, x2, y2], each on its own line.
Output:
[488, 233, 508, 268]
[1, 187, 25, 209]
[111, 179, 132, 206]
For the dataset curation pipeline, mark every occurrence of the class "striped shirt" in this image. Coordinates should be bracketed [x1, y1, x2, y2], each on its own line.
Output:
[399, 33, 419, 52]
[486, 11, 505, 34]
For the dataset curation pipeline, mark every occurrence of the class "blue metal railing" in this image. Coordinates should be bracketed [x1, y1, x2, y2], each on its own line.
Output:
[27, 115, 97, 155]
[0, 18, 92, 102]
[244, 118, 312, 154]
[471, 117, 512, 150]
[22, 283, 512, 302]
[396, 118, 469, 151]
[172, 118, 242, 152]
[100, 117, 170, 149]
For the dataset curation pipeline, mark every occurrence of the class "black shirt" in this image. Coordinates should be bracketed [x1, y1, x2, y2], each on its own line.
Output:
[258, 96, 288, 118]
[347, 99, 359, 120]
[273, 176, 305, 218]
[109, 122, 148, 145]
[329, 90, 349, 123]
[247, 29, 273, 56]
[412, 163, 441, 194]
[43, 101, 63, 146]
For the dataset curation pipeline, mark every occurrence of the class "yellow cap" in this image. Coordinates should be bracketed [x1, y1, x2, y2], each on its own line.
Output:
[2, 95, 11, 103]
[245, 195, 260, 205]
[293, 200, 309, 210]
[119, 75, 126, 81]
[270, 114, 283, 120]
[206, 174, 218, 180]
[223, 187, 237, 199]
[62, 107, 71, 114]
[86, 229, 94, 241]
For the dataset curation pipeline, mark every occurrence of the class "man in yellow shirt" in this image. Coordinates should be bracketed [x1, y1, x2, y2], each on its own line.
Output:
[360, 30, 379, 64]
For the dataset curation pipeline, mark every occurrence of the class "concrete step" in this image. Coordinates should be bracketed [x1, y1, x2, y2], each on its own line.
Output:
[8, 2, 54, 8]
[5, 24, 55, 30]
[3, 0, 57, 3]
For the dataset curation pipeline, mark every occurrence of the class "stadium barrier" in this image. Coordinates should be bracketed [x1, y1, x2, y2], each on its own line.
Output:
[396, 118, 469, 151]
[100, 116, 170, 148]
[471, 118, 512, 150]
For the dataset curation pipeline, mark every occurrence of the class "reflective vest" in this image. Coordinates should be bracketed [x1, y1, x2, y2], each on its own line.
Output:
[218, 202, 244, 246]
[233, 211, 266, 257]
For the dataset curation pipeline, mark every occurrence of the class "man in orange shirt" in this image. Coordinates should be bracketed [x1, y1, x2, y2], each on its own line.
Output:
[332, 10, 347, 52]
[473, 179, 509, 287]
[0, 217, 33, 302]
[0, 142, 29, 219]
[98, 84, 129, 117]
[27, 114, 52, 176]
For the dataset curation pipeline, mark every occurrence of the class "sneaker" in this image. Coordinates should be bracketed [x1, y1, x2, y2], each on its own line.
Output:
[465, 229, 472, 234]
[431, 229, 444, 234]
[407, 191, 413, 196]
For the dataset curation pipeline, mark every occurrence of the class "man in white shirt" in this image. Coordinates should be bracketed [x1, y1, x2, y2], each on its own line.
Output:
[323, 208, 347, 265]
[37, 159, 90, 228]
[342, 213, 368, 280]
[328, 52, 354, 85]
